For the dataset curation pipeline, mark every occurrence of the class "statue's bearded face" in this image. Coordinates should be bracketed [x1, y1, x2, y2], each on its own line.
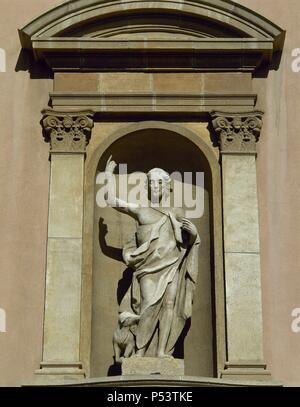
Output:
[147, 169, 170, 201]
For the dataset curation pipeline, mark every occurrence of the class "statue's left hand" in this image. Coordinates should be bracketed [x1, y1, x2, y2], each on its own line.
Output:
[124, 252, 141, 267]
[181, 218, 198, 243]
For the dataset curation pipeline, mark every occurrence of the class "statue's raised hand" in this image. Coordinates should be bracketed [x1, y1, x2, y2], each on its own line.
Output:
[105, 155, 118, 174]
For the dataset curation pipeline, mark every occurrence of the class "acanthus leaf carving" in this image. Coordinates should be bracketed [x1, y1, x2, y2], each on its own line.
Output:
[41, 110, 94, 153]
[210, 111, 264, 154]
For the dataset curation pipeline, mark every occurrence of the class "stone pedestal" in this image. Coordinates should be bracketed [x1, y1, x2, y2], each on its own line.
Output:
[122, 357, 184, 376]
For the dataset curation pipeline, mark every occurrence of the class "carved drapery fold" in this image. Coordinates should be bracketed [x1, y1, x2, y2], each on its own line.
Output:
[210, 111, 264, 154]
[42, 110, 94, 153]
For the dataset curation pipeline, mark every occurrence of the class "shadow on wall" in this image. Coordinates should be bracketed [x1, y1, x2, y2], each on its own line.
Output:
[98, 216, 133, 376]
[15, 49, 53, 80]
[98, 217, 133, 306]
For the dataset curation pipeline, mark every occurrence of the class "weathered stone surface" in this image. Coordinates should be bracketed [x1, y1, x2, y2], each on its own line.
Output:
[54, 72, 252, 94]
[225, 252, 264, 362]
[222, 155, 260, 253]
[48, 154, 84, 239]
[122, 357, 184, 376]
[42, 238, 83, 363]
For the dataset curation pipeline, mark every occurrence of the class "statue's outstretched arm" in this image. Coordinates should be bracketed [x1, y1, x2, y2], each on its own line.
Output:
[104, 156, 140, 219]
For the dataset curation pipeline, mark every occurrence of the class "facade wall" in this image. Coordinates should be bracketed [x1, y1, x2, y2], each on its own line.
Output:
[0, 0, 64, 387]
[0, 0, 299, 386]
[240, 0, 300, 387]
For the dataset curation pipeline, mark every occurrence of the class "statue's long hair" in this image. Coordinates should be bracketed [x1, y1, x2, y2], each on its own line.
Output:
[146, 168, 172, 197]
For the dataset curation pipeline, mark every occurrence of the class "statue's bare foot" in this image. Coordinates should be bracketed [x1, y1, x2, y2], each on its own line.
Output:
[133, 350, 145, 357]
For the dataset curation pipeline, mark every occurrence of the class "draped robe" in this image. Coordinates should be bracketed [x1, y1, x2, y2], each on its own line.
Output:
[120, 208, 200, 353]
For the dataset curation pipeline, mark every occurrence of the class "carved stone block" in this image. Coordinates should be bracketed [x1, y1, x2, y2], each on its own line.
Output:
[210, 111, 264, 154]
[41, 110, 94, 153]
[122, 357, 184, 376]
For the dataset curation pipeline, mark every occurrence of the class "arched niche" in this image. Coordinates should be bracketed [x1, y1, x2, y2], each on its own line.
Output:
[81, 122, 225, 378]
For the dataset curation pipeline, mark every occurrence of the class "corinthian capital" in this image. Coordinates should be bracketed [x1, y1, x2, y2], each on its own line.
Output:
[210, 111, 264, 154]
[41, 110, 94, 153]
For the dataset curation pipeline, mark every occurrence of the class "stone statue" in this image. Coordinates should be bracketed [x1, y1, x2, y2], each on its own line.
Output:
[105, 156, 200, 360]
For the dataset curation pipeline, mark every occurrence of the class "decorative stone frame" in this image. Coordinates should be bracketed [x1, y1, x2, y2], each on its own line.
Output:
[19, 0, 285, 386]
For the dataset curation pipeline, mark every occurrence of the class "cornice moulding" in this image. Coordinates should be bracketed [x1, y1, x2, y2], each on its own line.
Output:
[50, 91, 257, 113]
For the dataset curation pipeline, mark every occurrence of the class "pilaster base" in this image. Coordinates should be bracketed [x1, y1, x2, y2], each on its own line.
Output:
[33, 362, 85, 385]
[220, 362, 272, 382]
